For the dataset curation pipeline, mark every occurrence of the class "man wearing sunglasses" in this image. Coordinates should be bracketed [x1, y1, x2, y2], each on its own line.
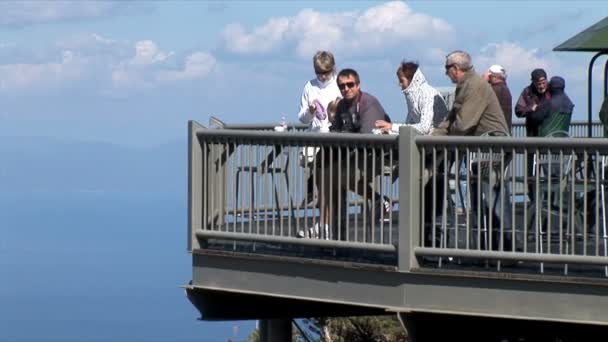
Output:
[433, 51, 512, 253]
[434, 51, 507, 136]
[329, 68, 393, 232]
[330, 68, 391, 134]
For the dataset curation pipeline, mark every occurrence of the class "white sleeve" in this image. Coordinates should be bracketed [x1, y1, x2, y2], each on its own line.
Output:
[409, 91, 434, 135]
[390, 122, 403, 134]
[297, 83, 314, 124]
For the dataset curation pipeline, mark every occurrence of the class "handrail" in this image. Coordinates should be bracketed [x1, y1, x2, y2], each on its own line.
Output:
[208, 115, 308, 131]
[416, 135, 608, 150]
[197, 129, 398, 145]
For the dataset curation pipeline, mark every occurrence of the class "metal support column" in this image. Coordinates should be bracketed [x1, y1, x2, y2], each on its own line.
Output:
[259, 319, 292, 342]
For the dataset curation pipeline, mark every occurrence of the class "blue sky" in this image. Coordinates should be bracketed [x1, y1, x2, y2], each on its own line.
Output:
[0, 1, 606, 146]
[1, 3, 607, 341]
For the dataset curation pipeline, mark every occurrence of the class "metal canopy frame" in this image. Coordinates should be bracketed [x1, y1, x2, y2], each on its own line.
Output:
[553, 16, 608, 137]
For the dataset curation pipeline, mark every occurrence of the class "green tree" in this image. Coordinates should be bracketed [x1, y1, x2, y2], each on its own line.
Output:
[247, 316, 407, 342]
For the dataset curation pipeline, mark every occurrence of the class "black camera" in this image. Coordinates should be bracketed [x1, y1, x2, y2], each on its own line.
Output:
[339, 110, 361, 133]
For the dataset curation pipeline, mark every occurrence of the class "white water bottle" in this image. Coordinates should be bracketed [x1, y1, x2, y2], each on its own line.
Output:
[275, 116, 288, 132]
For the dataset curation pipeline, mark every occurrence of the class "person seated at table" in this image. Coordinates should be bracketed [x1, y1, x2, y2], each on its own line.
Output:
[374, 60, 449, 245]
[434, 50, 513, 251]
[375, 60, 448, 135]
[300, 71, 393, 239]
[330, 68, 393, 238]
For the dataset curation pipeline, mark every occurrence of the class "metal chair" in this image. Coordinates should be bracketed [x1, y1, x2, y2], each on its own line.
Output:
[527, 131, 575, 272]
[235, 145, 293, 222]
[467, 130, 512, 252]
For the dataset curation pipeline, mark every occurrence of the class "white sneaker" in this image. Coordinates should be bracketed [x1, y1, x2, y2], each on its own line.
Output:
[375, 198, 392, 222]
[297, 223, 319, 238]
[323, 224, 329, 240]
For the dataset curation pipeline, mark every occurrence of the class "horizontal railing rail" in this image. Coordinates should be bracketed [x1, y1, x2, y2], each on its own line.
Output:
[511, 120, 604, 138]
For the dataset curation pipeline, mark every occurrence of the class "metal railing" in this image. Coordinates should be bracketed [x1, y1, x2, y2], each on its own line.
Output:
[189, 120, 608, 277]
[191, 123, 399, 254]
[416, 133, 608, 275]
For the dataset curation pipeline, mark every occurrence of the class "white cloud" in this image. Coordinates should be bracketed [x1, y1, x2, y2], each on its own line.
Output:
[0, 2, 138, 27]
[475, 42, 554, 80]
[0, 50, 86, 91]
[0, 34, 216, 93]
[157, 52, 216, 82]
[221, 1, 454, 58]
[222, 18, 290, 54]
[129, 40, 172, 67]
[111, 40, 215, 89]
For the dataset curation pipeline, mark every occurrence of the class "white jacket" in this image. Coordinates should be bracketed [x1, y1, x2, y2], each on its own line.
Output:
[297, 76, 342, 132]
[391, 69, 448, 135]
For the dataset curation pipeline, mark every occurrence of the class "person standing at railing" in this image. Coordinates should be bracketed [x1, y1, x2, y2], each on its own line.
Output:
[296, 51, 342, 207]
[533, 76, 574, 137]
[374, 60, 448, 135]
[515, 68, 551, 137]
[483, 64, 513, 133]
[598, 94, 608, 138]
[433, 50, 512, 251]
[298, 99, 343, 239]
[515, 68, 552, 202]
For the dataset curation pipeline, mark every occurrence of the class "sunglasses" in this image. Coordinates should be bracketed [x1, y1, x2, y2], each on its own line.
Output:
[316, 70, 333, 77]
[338, 81, 356, 90]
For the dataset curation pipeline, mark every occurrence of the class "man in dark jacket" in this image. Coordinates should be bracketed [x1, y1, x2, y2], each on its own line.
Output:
[515, 68, 551, 202]
[485, 64, 513, 132]
[515, 68, 551, 137]
[599, 95, 608, 138]
[534, 76, 574, 137]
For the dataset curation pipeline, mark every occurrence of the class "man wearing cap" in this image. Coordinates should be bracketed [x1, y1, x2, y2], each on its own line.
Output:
[484, 64, 513, 132]
[515, 68, 551, 137]
[515, 68, 551, 203]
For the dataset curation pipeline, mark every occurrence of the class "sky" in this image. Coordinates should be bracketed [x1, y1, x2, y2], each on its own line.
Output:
[1, 2, 607, 340]
[0, 1, 606, 147]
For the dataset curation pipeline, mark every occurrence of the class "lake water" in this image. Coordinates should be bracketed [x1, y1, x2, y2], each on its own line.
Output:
[0, 191, 255, 341]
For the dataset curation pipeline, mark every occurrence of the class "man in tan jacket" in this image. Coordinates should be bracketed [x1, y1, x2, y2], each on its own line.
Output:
[432, 50, 514, 252]
[433, 50, 508, 136]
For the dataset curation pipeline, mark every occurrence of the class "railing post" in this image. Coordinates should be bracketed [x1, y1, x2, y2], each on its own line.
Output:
[398, 126, 421, 271]
[188, 120, 205, 251]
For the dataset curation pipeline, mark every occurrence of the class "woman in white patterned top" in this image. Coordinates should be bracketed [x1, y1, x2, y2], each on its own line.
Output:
[375, 61, 448, 135]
